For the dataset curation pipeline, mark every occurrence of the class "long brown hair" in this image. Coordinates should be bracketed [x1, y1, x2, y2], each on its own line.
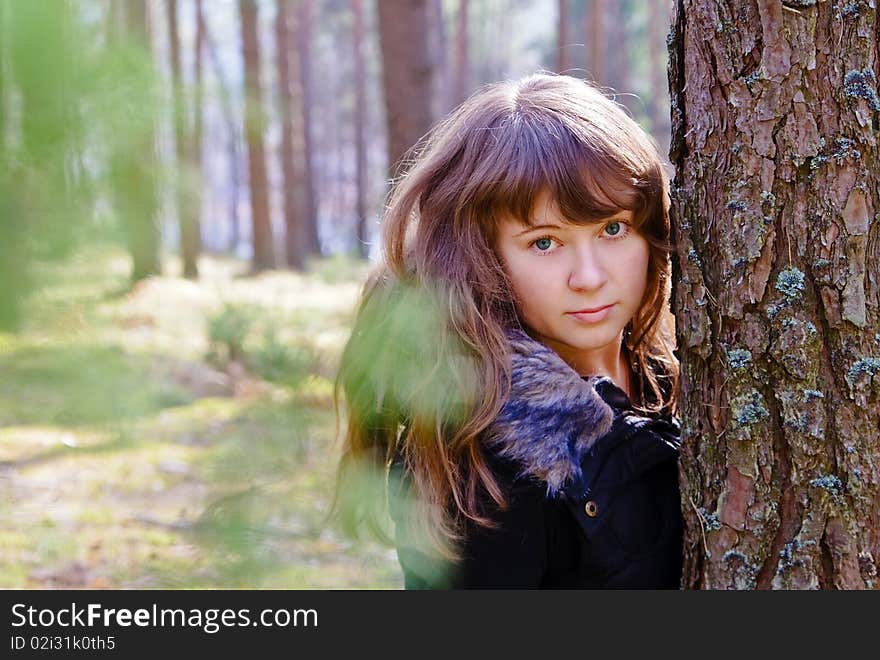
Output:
[334, 73, 678, 559]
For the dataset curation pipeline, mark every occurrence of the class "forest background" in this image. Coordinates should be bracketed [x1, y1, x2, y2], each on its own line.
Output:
[3, 0, 877, 590]
[1, 0, 671, 589]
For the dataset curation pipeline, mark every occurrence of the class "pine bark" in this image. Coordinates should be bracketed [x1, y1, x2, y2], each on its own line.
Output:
[239, 0, 274, 271]
[669, 0, 880, 589]
[376, 0, 434, 177]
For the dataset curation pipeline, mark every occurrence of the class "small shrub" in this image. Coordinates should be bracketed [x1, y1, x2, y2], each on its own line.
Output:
[207, 304, 256, 365]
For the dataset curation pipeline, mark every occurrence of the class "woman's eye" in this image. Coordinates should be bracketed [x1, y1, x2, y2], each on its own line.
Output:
[604, 221, 627, 238]
[534, 237, 554, 251]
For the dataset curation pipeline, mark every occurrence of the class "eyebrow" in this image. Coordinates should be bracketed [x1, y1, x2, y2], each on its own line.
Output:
[513, 223, 563, 237]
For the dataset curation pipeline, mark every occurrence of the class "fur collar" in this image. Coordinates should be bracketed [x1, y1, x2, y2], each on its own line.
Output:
[483, 329, 617, 496]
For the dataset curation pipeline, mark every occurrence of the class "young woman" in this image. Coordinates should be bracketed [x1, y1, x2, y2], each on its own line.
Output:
[335, 73, 682, 589]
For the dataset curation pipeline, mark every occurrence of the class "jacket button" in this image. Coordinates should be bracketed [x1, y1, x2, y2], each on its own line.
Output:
[584, 500, 599, 517]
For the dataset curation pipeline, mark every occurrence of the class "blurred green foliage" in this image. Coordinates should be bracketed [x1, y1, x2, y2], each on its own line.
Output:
[0, 0, 162, 331]
[207, 303, 255, 364]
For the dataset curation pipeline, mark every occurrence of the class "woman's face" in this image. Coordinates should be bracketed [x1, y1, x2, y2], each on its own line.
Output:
[494, 190, 650, 373]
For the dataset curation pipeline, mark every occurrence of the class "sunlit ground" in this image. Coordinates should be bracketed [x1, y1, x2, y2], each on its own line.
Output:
[0, 246, 402, 588]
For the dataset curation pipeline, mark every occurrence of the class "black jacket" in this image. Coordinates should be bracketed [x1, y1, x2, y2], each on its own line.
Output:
[390, 330, 683, 589]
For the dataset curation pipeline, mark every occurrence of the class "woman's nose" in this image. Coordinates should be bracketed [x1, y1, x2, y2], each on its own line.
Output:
[568, 244, 608, 291]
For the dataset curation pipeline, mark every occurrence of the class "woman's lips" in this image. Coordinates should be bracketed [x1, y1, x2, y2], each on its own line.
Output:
[567, 303, 615, 323]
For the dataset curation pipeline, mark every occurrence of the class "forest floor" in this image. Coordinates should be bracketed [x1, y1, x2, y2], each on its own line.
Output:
[0, 246, 402, 588]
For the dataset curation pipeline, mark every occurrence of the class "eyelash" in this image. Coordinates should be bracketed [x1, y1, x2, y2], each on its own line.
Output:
[528, 221, 631, 253]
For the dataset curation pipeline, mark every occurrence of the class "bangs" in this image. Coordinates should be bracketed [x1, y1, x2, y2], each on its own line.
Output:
[473, 109, 663, 234]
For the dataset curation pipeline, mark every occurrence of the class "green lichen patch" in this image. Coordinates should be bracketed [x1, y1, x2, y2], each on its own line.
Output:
[732, 390, 770, 427]
[775, 268, 806, 300]
[759, 190, 776, 204]
[727, 348, 753, 370]
[847, 356, 880, 385]
[809, 474, 845, 501]
[843, 68, 880, 111]
[699, 508, 722, 532]
[777, 538, 817, 575]
[782, 317, 817, 335]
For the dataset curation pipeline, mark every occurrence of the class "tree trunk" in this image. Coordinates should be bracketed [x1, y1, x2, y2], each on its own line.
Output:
[376, 0, 434, 177]
[276, 0, 307, 270]
[192, 0, 204, 264]
[429, 0, 449, 118]
[238, 0, 274, 271]
[166, 0, 199, 278]
[198, 9, 241, 253]
[585, 0, 605, 84]
[452, 0, 469, 105]
[605, 0, 631, 99]
[353, 0, 369, 258]
[0, 0, 25, 330]
[556, 0, 570, 73]
[120, 0, 162, 283]
[297, 0, 321, 257]
[669, 0, 880, 590]
[647, 0, 672, 157]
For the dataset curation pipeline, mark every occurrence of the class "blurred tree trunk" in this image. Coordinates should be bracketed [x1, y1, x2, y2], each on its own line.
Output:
[166, 0, 200, 278]
[452, 0, 468, 105]
[429, 0, 449, 118]
[670, 0, 880, 590]
[192, 0, 205, 262]
[556, 0, 569, 73]
[239, 0, 274, 271]
[276, 0, 306, 269]
[199, 11, 242, 253]
[647, 0, 671, 157]
[377, 0, 434, 177]
[119, 0, 162, 283]
[297, 0, 321, 257]
[585, 0, 605, 84]
[353, 0, 369, 258]
[605, 0, 631, 97]
[0, 0, 25, 330]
